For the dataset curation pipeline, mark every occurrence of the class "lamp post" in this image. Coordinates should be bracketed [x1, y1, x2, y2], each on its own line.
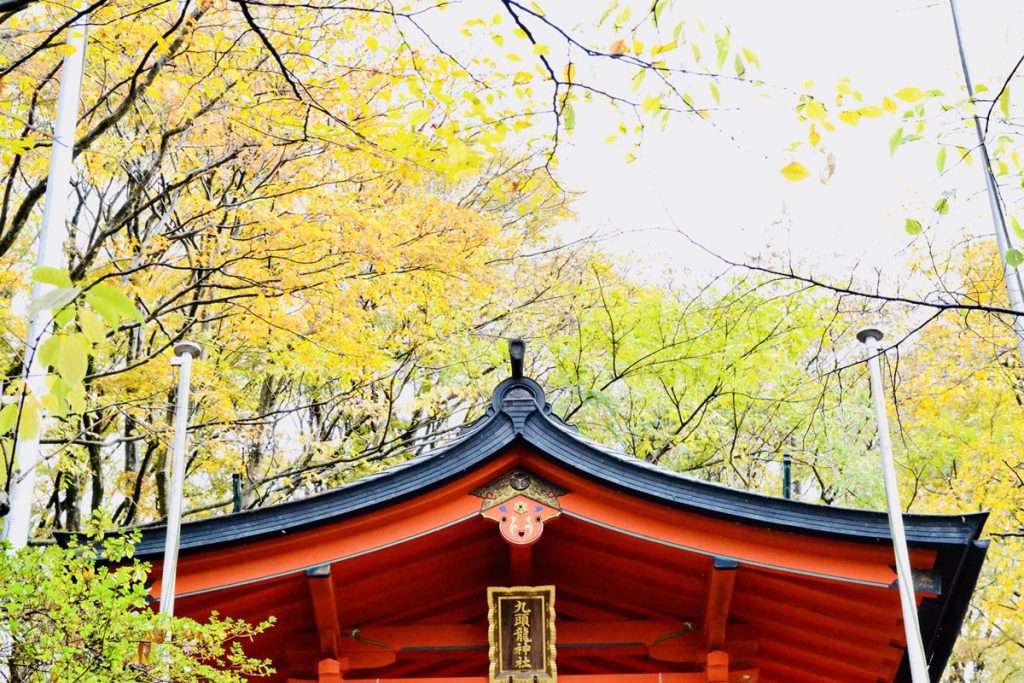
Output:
[948, 0, 1024, 370]
[159, 341, 201, 619]
[858, 327, 929, 682]
[2, 8, 89, 548]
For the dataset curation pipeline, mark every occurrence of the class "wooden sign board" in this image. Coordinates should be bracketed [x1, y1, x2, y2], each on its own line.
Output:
[487, 586, 556, 683]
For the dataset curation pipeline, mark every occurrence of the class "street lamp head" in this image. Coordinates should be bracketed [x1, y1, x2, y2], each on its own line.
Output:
[856, 327, 884, 344]
[173, 341, 203, 359]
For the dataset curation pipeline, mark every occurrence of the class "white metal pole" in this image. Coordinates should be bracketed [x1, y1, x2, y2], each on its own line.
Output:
[2, 9, 90, 548]
[159, 341, 201, 619]
[857, 328, 929, 682]
[948, 0, 1024, 367]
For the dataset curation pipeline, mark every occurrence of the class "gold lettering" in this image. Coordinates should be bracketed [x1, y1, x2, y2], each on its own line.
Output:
[510, 600, 534, 669]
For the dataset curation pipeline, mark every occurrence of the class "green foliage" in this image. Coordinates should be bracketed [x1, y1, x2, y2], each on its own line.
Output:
[526, 262, 885, 506]
[2, 268, 144, 442]
[0, 521, 273, 681]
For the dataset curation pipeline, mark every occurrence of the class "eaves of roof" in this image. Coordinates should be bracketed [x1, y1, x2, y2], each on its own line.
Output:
[77, 376, 984, 560]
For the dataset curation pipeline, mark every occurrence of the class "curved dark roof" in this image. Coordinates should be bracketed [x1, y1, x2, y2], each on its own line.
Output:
[110, 376, 985, 558]
[62, 375, 986, 683]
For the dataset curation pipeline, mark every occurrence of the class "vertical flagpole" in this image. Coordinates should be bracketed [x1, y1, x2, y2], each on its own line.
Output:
[159, 341, 201, 618]
[857, 328, 929, 682]
[948, 0, 1024, 367]
[2, 9, 90, 548]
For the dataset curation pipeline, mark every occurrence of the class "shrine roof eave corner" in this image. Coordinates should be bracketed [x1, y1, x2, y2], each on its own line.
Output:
[63, 376, 987, 559]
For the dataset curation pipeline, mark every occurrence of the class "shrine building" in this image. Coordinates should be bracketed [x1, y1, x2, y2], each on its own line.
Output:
[128, 354, 987, 683]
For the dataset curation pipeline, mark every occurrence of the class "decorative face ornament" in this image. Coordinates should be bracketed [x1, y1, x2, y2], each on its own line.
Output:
[472, 470, 567, 546]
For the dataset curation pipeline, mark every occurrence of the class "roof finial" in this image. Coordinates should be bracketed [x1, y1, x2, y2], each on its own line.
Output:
[508, 338, 525, 379]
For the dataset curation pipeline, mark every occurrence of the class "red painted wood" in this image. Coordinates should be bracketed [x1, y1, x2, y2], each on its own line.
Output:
[316, 658, 342, 683]
[158, 443, 932, 683]
[508, 543, 532, 585]
[308, 571, 341, 659]
[703, 564, 736, 650]
[705, 650, 729, 683]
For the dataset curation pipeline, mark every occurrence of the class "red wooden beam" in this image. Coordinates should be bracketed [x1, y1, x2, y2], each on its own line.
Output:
[318, 658, 342, 683]
[703, 556, 737, 650]
[341, 674, 759, 683]
[336, 620, 757, 657]
[307, 564, 342, 660]
[705, 649, 729, 683]
[509, 543, 532, 585]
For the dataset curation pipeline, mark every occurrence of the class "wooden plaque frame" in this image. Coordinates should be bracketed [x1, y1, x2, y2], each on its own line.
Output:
[487, 585, 556, 683]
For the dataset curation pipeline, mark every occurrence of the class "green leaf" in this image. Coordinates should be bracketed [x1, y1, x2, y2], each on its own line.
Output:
[56, 333, 89, 385]
[1011, 215, 1024, 241]
[904, 218, 923, 235]
[85, 284, 144, 323]
[733, 53, 745, 77]
[563, 102, 575, 131]
[936, 146, 946, 174]
[28, 286, 80, 317]
[78, 308, 106, 344]
[17, 402, 39, 440]
[54, 305, 74, 328]
[0, 403, 18, 433]
[888, 127, 904, 156]
[31, 266, 72, 288]
[652, 0, 666, 26]
[933, 196, 949, 215]
[999, 86, 1010, 119]
[45, 374, 69, 418]
[66, 382, 87, 414]
[630, 68, 645, 92]
[37, 335, 62, 369]
[714, 32, 728, 70]
[1006, 248, 1024, 268]
[85, 293, 119, 326]
[709, 81, 720, 104]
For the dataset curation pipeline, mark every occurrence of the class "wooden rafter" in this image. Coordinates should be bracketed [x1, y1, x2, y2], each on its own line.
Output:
[306, 564, 342, 660]
[703, 556, 738, 651]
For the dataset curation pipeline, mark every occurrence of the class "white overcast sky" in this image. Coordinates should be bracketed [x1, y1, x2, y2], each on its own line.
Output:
[546, 0, 1024, 282]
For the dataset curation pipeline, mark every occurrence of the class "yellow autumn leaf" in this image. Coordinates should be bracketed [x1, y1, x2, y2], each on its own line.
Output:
[780, 161, 809, 181]
[651, 41, 677, 56]
[804, 100, 826, 121]
[642, 95, 662, 113]
[838, 110, 860, 126]
[894, 86, 924, 102]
